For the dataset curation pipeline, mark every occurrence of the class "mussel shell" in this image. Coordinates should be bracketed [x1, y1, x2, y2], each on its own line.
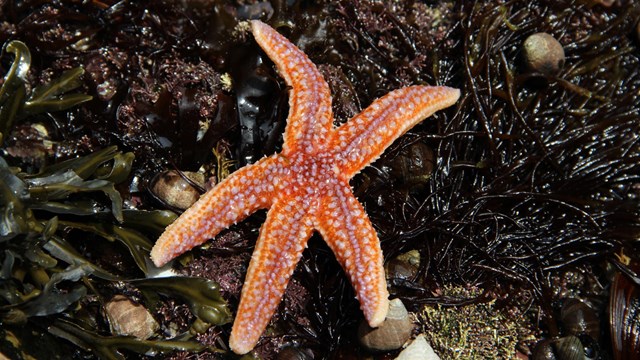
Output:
[609, 267, 640, 360]
[576, 334, 599, 360]
[560, 298, 600, 340]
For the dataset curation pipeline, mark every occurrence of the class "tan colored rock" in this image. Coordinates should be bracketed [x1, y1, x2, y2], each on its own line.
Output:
[523, 32, 565, 75]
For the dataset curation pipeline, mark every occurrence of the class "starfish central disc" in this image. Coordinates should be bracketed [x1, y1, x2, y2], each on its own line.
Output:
[150, 19, 461, 355]
[280, 152, 340, 195]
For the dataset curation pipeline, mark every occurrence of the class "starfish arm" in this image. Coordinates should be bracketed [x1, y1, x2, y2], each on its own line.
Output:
[333, 85, 460, 177]
[229, 197, 314, 355]
[150, 155, 282, 267]
[251, 20, 333, 154]
[315, 181, 389, 327]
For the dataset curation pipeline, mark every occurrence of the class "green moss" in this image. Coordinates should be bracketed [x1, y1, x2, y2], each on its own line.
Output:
[418, 286, 536, 360]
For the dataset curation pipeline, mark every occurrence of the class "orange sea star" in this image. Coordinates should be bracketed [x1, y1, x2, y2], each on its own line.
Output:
[150, 20, 460, 354]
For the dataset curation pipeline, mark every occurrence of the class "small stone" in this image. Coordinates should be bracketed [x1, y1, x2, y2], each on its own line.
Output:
[395, 334, 440, 360]
[105, 295, 159, 339]
[358, 299, 414, 352]
[523, 32, 565, 75]
[151, 170, 205, 210]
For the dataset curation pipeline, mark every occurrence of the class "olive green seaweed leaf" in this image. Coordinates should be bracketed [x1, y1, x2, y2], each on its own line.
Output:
[42, 235, 120, 281]
[25, 170, 124, 222]
[17, 264, 93, 317]
[121, 209, 178, 235]
[95, 151, 135, 184]
[0, 40, 92, 146]
[132, 277, 232, 326]
[0, 41, 29, 144]
[30, 198, 117, 217]
[0, 41, 30, 103]
[0, 263, 92, 325]
[22, 67, 93, 117]
[0, 250, 23, 305]
[49, 319, 210, 360]
[0, 156, 33, 241]
[29, 146, 121, 180]
[58, 220, 152, 275]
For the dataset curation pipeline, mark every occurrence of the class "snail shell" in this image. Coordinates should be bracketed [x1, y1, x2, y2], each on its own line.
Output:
[104, 295, 158, 339]
[532, 336, 585, 360]
[358, 298, 414, 351]
[150, 170, 205, 210]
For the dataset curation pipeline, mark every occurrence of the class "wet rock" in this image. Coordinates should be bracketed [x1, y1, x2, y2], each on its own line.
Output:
[151, 170, 205, 210]
[386, 250, 420, 283]
[523, 32, 565, 75]
[358, 299, 414, 352]
[395, 334, 440, 360]
[104, 295, 159, 339]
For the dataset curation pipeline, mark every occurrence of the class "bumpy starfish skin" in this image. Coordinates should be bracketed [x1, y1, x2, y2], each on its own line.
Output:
[150, 20, 460, 355]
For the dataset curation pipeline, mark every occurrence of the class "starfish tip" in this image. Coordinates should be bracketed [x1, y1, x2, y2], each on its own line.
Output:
[368, 297, 390, 328]
[229, 334, 253, 355]
[149, 246, 166, 267]
[442, 86, 461, 105]
[249, 19, 268, 35]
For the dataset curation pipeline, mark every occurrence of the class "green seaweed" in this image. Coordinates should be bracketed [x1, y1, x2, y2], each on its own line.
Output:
[0, 40, 92, 146]
[57, 220, 152, 275]
[132, 276, 232, 326]
[49, 319, 210, 360]
[0, 127, 226, 357]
